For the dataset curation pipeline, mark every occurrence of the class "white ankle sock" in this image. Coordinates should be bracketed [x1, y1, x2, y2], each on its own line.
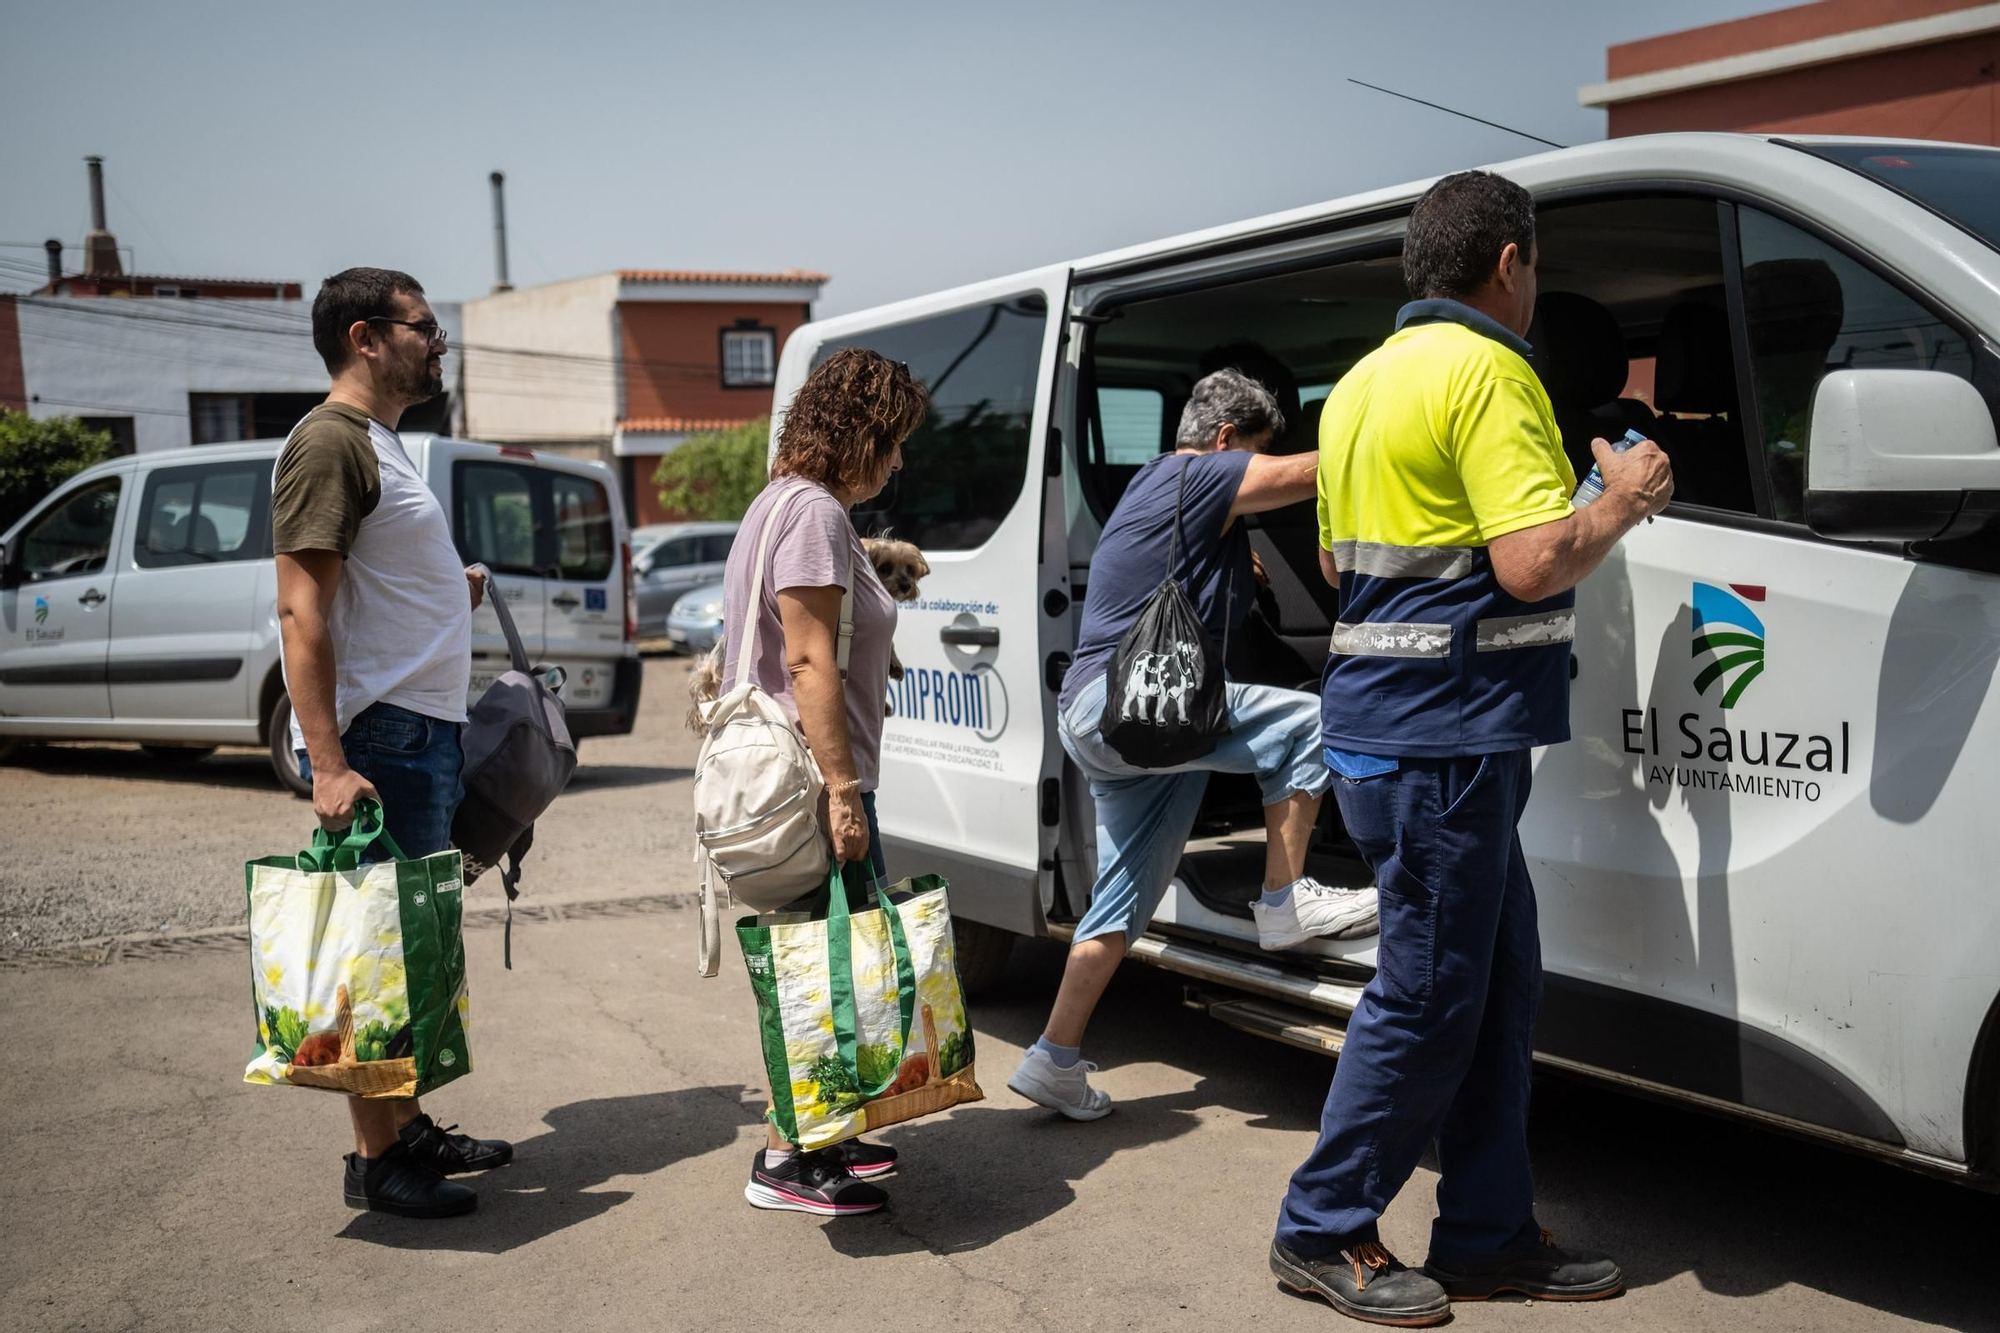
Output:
[764, 1148, 795, 1168]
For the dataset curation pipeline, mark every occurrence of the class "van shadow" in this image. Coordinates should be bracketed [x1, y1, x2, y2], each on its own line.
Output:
[7, 742, 288, 793]
[821, 941, 1329, 1260]
[335, 1086, 761, 1254]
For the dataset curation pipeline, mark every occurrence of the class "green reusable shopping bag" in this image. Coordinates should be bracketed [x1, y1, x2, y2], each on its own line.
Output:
[738, 864, 984, 1150]
[242, 800, 471, 1100]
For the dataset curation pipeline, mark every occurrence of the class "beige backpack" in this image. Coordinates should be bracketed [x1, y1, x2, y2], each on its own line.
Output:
[692, 484, 854, 976]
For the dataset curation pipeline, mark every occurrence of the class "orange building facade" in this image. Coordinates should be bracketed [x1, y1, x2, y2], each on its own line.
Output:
[1584, 0, 2000, 143]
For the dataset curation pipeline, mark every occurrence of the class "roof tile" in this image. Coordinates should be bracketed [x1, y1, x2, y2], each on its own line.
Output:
[618, 416, 763, 434]
[617, 267, 829, 286]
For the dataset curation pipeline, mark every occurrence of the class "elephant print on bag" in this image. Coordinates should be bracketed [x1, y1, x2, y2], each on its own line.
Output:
[1119, 640, 1201, 725]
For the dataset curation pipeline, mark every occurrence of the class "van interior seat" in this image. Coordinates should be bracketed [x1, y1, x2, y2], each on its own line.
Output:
[1528, 291, 1656, 481]
[1648, 301, 1755, 513]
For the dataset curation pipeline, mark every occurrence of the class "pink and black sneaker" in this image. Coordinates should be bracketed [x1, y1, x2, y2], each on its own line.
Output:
[744, 1148, 888, 1216]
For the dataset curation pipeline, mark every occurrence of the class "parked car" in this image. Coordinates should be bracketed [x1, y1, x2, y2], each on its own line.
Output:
[665, 580, 726, 656]
[773, 134, 2000, 1189]
[632, 521, 736, 640]
[0, 434, 642, 794]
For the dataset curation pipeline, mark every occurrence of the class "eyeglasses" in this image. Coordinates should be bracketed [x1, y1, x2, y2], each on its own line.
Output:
[368, 316, 447, 347]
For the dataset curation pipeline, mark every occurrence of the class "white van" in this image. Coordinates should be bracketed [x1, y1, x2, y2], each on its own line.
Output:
[769, 134, 2000, 1190]
[0, 434, 642, 792]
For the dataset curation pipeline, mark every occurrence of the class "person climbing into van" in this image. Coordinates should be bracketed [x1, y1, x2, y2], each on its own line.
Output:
[273, 267, 509, 1218]
[721, 348, 930, 1217]
[1008, 368, 1378, 1122]
[1267, 172, 1673, 1326]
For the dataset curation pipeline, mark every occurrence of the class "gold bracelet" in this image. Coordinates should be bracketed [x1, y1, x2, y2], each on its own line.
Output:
[828, 778, 862, 794]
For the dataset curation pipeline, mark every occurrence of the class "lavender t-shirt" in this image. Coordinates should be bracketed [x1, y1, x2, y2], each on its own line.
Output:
[721, 479, 897, 790]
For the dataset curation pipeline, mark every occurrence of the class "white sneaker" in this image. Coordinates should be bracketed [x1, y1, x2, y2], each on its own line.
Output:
[1007, 1046, 1113, 1121]
[1251, 877, 1379, 950]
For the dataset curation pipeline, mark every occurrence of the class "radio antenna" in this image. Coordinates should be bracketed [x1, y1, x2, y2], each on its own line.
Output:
[1347, 78, 1567, 151]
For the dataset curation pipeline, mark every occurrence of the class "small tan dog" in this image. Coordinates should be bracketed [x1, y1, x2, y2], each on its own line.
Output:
[685, 534, 929, 735]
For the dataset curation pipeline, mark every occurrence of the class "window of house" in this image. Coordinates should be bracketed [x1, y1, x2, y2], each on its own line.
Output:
[814, 294, 1049, 551]
[722, 328, 777, 387]
[19, 478, 121, 582]
[455, 463, 540, 577]
[135, 462, 267, 568]
[189, 392, 326, 444]
[551, 472, 614, 581]
[75, 416, 136, 457]
[1736, 206, 1979, 525]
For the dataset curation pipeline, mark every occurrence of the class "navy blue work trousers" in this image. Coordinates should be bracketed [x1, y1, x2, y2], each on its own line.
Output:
[1275, 749, 1543, 1265]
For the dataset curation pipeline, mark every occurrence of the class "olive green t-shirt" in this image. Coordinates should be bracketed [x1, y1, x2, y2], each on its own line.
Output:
[271, 402, 381, 557]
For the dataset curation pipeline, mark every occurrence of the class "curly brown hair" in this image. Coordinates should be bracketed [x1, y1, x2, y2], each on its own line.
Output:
[771, 348, 929, 491]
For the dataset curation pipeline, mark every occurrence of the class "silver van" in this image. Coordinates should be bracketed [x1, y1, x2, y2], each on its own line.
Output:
[0, 434, 642, 792]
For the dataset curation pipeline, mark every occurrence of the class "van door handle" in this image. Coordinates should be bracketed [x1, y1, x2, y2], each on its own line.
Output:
[551, 593, 581, 611]
[940, 625, 999, 647]
[78, 588, 106, 607]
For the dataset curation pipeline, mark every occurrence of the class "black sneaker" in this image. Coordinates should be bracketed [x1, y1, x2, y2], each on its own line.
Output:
[744, 1148, 888, 1216]
[1269, 1239, 1450, 1327]
[833, 1138, 898, 1179]
[343, 1142, 477, 1218]
[399, 1114, 514, 1175]
[1424, 1230, 1623, 1302]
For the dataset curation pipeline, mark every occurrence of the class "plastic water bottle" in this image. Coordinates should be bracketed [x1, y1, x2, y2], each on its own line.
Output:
[1571, 428, 1650, 508]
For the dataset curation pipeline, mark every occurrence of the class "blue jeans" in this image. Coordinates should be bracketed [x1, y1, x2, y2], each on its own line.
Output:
[1059, 673, 1331, 946]
[298, 701, 465, 860]
[1275, 750, 1542, 1265]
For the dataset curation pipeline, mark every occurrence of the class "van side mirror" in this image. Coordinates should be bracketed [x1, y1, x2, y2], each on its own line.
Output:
[1806, 369, 2000, 543]
[0, 539, 16, 591]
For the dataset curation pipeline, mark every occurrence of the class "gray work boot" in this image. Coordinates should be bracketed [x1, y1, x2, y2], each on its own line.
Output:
[1270, 1239, 1451, 1326]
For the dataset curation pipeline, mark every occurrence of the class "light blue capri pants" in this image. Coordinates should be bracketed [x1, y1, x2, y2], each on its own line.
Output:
[1059, 672, 1332, 946]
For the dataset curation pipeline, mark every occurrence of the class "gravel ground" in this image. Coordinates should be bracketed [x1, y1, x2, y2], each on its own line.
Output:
[0, 654, 703, 953]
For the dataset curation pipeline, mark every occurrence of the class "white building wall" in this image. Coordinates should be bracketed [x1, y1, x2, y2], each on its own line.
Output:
[14, 296, 468, 452]
[460, 274, 620, 443]
[16, 295, 329, 452]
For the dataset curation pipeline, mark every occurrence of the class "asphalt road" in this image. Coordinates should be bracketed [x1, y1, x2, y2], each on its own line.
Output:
[3, 656, 1996, 1331]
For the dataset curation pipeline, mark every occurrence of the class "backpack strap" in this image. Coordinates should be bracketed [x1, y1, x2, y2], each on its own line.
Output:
[836, 537, 855, 680]
[733, 484, 807, 692]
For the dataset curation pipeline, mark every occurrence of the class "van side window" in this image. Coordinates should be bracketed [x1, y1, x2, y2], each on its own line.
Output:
[1736, 208, 1979, 525]
[135, 462, 267, 569]
[699, 533, 735, 563]
[19, 478, 120, 582]
[812, 295, 1048, 551]
[456, 463, 539, 577]
[551, 473, 614, 581]
[1096, 387, 1166, 465]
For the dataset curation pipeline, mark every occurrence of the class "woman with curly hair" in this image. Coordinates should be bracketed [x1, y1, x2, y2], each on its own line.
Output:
[720, 346, 929, 1216]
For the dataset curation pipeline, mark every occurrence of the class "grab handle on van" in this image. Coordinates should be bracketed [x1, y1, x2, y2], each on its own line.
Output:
[940, 625, 1000, 647]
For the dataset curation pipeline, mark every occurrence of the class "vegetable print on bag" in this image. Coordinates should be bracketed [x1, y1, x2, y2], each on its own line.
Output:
[242, 800, 472, 1099]
[739, 868, 982, 1150]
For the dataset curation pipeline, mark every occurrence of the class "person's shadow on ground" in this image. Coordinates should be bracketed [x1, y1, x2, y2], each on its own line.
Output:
[336, 1085, 761, 1255]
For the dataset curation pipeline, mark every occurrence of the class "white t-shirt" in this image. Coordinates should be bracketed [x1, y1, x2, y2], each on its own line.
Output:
[272, 403, 471, 748]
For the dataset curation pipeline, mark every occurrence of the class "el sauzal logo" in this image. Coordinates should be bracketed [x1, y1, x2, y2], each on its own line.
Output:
[33, 596, 48, 625]
[1623, 581, 1853, 805]
[1692, 582, 1764, 708]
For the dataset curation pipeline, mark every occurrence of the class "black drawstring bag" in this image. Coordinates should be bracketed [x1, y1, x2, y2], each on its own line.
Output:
[1098, 458, 1230, 767]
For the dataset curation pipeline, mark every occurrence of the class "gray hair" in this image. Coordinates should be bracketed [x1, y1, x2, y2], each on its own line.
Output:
[1174, 368, 1285, 450]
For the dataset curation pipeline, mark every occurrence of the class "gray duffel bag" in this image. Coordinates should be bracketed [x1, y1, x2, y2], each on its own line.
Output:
[453, 565, 577, 965]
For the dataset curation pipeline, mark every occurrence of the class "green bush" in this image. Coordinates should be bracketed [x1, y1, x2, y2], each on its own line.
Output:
[653, 417, 769, 521]
[0, 412, 112, 534]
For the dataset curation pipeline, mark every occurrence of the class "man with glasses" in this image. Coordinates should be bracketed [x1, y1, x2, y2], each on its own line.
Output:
[272, 267, 509, 1218]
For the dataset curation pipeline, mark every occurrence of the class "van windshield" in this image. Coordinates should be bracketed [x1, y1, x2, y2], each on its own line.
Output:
[1792, 141, 2000, 253]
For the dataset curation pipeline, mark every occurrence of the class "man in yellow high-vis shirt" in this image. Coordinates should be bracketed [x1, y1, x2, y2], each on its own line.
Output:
[1269, 171, 1673, 1326]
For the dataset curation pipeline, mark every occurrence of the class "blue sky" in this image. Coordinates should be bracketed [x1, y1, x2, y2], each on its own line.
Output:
[1, 0, 1773, 316]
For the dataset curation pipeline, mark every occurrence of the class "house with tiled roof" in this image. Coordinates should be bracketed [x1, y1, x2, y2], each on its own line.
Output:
[460, 266, 827, 524]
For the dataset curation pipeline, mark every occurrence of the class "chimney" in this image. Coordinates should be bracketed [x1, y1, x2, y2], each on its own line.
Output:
[83, 156, 122, 277]
[489, 171, 513, 293]
[44, 238, 63, 290]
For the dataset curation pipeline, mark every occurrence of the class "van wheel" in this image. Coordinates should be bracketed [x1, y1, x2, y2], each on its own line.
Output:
[952, 918, 1016, 996]
[268, 694, 311, 799]
[141, 744, 218, 764]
